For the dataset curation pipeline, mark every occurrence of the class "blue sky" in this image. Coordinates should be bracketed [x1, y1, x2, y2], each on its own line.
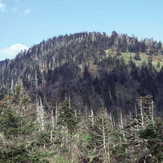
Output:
[0, 0, 163, 60]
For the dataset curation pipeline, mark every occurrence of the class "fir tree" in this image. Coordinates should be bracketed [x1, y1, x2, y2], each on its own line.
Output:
[58, 99, 78, 135]
[157, 61, 161, 69]
[134, 52, 141, 60]
[58, 99, 78, 159]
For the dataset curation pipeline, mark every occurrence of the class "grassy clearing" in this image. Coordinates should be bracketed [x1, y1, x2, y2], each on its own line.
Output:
[105, 49, 163, 71]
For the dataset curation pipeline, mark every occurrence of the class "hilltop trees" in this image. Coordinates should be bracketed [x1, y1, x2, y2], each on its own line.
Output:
[0, 31, 163, 114]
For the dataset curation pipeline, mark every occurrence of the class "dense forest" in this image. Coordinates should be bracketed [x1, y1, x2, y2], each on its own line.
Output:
[0, 31, 163, 113]
[1, 31, 163, 162]
[0, 86, 163, 162]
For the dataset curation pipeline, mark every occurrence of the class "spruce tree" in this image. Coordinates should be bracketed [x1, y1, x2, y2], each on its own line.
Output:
[58, 99, 78, 159]
[58, 99, 78, 135]
[157, 61, 160, 69]
[134, 52, 141, 60]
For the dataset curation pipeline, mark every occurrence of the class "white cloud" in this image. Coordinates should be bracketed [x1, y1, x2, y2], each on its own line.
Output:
[24, 9, 31, 14]
[0, 44, 28, 61]
[0, 0, 6, 12]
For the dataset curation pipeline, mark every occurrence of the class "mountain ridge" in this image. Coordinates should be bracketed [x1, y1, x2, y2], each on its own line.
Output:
[0, 31, 163, 114]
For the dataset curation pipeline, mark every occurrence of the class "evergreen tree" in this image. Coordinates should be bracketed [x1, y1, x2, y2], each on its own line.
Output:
[134, 52, 141, 60]
[58, 99, 78, 159]
[0, 91, 49, 163]
[157, 61, 161, 69]
[58, 99, 78, 135]
[138, 118, 163, 162]
[116, 49, 122, 56]
[148, 55, 153, 72]
[87, 108, 113, 163]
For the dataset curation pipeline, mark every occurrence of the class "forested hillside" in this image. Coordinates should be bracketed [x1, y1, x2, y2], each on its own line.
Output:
[0, 31, 163, 113]
[1, 31, 163, 162]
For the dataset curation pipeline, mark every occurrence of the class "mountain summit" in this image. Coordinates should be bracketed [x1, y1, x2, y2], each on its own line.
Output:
[0, 31, 163, 113]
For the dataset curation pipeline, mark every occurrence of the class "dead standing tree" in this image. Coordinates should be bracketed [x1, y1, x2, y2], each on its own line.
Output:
[124, 95, 155, 162]
[136, 95, 154, 127]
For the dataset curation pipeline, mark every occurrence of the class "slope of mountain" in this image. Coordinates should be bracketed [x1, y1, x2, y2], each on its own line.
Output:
[0, 31, 163, 114]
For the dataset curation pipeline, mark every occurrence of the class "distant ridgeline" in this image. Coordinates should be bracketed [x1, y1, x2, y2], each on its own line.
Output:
[0, 31, 163, 114]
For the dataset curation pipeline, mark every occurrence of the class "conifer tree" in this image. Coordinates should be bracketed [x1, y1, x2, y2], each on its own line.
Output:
[134, 52, 141, 60]
[0, 87, 49, 163]
[157, 61, 161, 69]
[58, 99, 78, 135]
[58, 99, 78, 159]
[87, 108, 114, 163]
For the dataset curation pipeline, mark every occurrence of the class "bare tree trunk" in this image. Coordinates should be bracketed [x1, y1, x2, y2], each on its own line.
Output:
[107, 133, 111, 163]
[91, 109, 94, 125]
[120, 111, 126, 141]
[140, 99, 144, 127]
[135, 105, 138, 119]
[102, 113, 108, 162]
[75, 109, 77, 117]
[36, 99, 41, 131]
[50, 108, 54, 142]
[109, 114, 114, 129]
[39, 97, 44, 131]
[151, 100, 154, 124]
[102, 110, 111, 163]
[55, 102, 58, 128]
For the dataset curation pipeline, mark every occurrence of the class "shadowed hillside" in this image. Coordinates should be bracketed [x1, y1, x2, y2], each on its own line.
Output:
[0, 31, 163, 114]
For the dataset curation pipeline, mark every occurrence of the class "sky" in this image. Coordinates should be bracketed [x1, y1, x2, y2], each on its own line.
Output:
[0, 0, 163, 61]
